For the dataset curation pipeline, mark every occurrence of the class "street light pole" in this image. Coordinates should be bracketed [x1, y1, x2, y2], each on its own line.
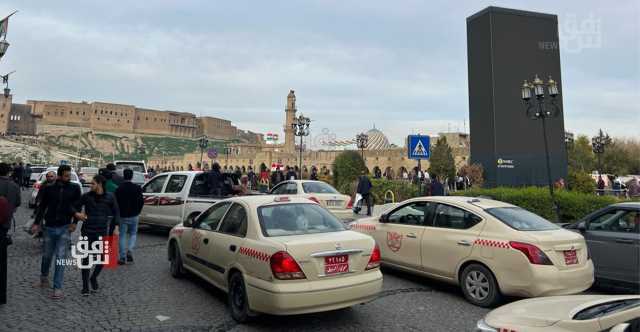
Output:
[198, 136, 208, 169]
[521, 74, 562, 221]
[591, 129, 611, 175]
[292, 115, 311, 179]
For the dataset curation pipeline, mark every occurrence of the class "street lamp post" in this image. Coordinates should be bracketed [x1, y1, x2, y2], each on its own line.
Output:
[198, 136, 208, 169]
[292, 114, 311, 179]
[521, 74, 561, 221]
[356, 132, 368, 161]
[564, 131, 574, 170]
[591, 129, 611, 175]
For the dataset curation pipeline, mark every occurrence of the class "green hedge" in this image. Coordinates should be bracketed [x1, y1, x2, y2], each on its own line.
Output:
[451, 187, 619, 222]
[339, 178, 423, 205]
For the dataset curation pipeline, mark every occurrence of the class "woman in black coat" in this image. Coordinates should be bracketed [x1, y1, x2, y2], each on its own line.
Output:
[73, 175, 119, 296]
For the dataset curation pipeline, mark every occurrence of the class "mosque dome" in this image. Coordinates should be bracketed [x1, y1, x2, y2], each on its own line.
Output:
[365, 128, 391, 150]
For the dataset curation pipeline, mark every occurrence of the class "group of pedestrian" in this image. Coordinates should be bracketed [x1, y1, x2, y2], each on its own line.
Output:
[1, 162, 148, 300]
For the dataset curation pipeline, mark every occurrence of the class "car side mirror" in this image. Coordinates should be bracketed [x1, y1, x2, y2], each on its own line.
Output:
[577, 221, 586, 232]
[379, 213, 388, 223]
[184, 214, 198, 228]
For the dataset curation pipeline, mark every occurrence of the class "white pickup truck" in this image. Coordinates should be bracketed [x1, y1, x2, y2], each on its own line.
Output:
[139, 171, 262, 228]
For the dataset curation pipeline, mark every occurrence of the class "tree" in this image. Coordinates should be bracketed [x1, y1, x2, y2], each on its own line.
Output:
[567, 135, 596, 173]
[332, 151, 367, 193]
[428, 136, 456, 181]
[459, 163, 484, 188]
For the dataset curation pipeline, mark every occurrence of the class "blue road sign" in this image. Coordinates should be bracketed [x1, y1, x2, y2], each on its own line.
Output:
[207, 148, 218, 159]
[407, 135, 430, 160]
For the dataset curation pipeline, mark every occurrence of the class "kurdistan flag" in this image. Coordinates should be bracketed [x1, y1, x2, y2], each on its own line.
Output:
[0, 11, 17, 39]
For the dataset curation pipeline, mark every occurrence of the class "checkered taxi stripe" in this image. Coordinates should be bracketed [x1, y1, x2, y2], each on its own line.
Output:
[350, 224, 376, 231]
[474, 238, 510, 249]
[239, 247, 270, 262]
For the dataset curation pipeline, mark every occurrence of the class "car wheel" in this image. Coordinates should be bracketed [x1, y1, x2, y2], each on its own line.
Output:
[228, 272, 253, 323]
[460, 264, 502, 307]
[169, 242, 186, 278]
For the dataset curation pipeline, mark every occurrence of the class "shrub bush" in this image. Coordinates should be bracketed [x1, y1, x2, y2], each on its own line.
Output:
[567, 170, 596, 194]
[332, 151, 367, 193]
[452, 187, 619, 222]
[338, 178, 423, 205]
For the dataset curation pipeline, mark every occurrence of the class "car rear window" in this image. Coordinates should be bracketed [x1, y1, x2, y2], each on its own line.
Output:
[115, 163, 146, 173]
[302, 182, 339, 194]
[257, 203, 346, 237]
[573, 299, 640, 320]
[485, 207, 560, 231]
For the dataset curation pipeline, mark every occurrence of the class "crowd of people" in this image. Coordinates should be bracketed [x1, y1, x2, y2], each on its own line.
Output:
[0, 162, 144, 300]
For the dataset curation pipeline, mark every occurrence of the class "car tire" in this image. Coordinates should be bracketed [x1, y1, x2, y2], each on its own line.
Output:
[460, 264, 502, 307]
[228, 272, 254, 323]
[169, 242, 186, 278]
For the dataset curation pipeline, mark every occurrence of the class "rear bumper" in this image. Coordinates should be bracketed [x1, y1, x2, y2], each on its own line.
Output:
[501, 260, 594, 297]
[245, 270, 383, 315]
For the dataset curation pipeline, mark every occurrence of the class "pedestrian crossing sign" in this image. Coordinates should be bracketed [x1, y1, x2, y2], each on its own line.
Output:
[407, 135, 430, 160]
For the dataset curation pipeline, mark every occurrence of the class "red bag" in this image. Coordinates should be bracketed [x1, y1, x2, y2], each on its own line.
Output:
[0, 196, 11, 226]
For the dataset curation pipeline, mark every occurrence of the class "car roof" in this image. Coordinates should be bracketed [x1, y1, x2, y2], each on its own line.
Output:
[228, 195, 316, 207]
[611, 202, 640, 208]
[407, 196, 515, 209]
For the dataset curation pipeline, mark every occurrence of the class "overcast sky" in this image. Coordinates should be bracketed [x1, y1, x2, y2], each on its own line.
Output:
[0, 1, 638, 146]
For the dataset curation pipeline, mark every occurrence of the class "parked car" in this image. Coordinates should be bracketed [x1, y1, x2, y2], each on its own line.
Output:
[140, 171, 262, 229]
[269, 180, 353, 220]
[475, 295, 640, 332]
[29, 168, 82, 208]
[167, 195, 382, 322]
[563, 202, 640, 292]
[114, 169, 145, 187]
[78, 167, 99, 185]
[114, 160, 149, 181]
[351, 196, 594, 307]
[28, 165, 48, 184]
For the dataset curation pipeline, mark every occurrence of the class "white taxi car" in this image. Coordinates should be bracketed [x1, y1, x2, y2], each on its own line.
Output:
[167, 195, 382, 322]
[476, 295, 640, 332]
[350, 196, 594, 307]
[269, 180, 354, 220]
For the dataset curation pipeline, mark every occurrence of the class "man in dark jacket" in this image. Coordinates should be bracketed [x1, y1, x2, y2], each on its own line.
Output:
[356, 171, 373, 216]
[0, 163, 21, 304]
[285, 166, 297, 180]
[429, 173, 445, 196]
[74, 174, 119, 295]
[207, 163, 224, 197]
[114, 169, 144, 265]
[271, 167, 285, 188]
[32, 165, 82, 300]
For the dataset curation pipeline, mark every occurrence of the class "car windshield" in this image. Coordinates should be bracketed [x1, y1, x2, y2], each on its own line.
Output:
[116, 163, 145, 173]
[573, 299, 640, 320]
[485, 207, 560, 231]
[302, 182, 339, 194]
[258, 203, 346, 237]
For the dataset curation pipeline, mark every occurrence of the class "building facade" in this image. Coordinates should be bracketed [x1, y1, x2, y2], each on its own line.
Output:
[24, 100, 229, 139]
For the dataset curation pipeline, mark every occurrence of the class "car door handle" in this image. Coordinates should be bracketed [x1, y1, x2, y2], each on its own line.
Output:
[457, 240, 471, 246]
[406, 233, 417, 239]
[229, 245, 237, 252]
[203, 238, 209, 245]
[615, 238, 634, 244]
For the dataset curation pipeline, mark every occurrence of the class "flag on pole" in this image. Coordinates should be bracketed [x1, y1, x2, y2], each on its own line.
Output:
[0, 11, 18, 40]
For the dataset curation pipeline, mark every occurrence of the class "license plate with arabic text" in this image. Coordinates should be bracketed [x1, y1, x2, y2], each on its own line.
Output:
[325, 255, 349, 275]
[564, 250, 578, 265]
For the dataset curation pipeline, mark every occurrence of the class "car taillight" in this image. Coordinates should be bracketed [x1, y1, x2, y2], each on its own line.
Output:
[346, 197, 353, 209]
[308, 197, 320, 204]
[509, 241, 552, 265]
[366, 244, 381, 270]
[270, 251, 306, 280]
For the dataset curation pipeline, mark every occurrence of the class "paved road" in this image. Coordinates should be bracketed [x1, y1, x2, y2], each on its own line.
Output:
[1, 191, 490, 331]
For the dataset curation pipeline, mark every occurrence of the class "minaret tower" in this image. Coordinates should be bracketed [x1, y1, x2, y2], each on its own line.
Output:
[284, 89, 297, 153]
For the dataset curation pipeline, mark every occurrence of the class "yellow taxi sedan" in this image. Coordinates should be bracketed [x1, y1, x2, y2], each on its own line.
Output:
[167, 195, 382, 322]
[350, 196, 594, 307]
